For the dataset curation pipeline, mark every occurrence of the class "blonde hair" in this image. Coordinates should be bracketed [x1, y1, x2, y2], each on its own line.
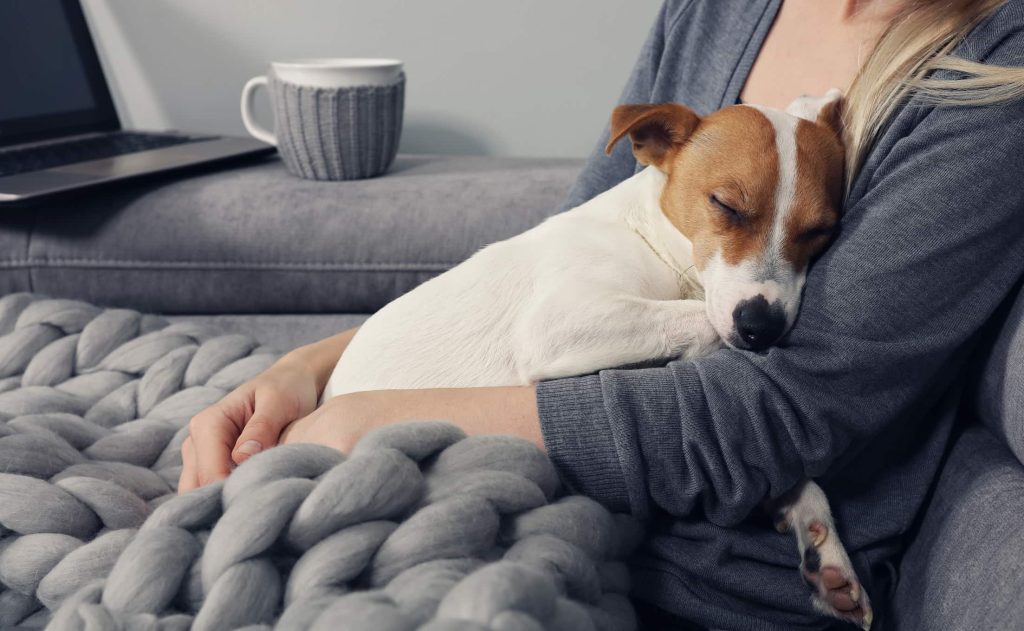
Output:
[844, 0, 1024, 189]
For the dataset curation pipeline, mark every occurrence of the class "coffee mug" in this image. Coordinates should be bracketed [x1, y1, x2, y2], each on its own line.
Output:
[241, 58, 405, 180]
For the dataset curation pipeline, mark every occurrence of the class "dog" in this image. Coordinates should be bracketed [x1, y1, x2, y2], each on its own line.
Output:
[323, 89, 871, 627]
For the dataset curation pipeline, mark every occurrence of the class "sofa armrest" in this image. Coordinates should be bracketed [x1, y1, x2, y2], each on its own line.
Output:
[894, 425, 1024, 630]
[0, 155, 581, 314]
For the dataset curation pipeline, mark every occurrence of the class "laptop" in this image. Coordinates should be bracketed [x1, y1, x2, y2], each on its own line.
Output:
[0, 0, 274, 206]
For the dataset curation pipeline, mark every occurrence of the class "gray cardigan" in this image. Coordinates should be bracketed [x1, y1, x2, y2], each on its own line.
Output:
[535, 1, 1024, 629]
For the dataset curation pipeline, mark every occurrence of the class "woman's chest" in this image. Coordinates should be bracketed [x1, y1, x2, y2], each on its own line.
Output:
[739, 0, 885, 108]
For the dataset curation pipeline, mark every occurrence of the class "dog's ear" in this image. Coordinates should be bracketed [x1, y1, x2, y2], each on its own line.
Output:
[786, 88, 845, 142]
[605, 103, 701, 172]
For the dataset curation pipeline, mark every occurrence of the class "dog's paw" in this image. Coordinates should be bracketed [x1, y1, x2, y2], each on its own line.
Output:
[800, 520, 873, 630]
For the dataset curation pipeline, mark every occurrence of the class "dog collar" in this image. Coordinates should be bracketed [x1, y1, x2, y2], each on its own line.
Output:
[627, 223, 704, 299]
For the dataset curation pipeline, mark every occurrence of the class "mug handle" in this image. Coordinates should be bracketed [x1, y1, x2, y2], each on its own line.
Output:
[240, 76, 277, 146]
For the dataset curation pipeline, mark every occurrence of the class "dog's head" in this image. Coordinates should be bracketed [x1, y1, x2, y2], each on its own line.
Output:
[606, 90, 845, 351]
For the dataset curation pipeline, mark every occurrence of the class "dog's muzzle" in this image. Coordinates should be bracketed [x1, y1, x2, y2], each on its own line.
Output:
[731, 295, 787, 351]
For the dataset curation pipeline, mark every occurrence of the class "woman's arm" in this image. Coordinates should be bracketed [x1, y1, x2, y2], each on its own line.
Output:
[280, 386, 542, 453]
[179, 327, 358, 490]
[540, 84, 1024, 523]
[282, 328, 359, 394]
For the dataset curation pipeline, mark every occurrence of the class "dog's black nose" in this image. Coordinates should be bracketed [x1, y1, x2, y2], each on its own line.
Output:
[733, 296, 787, 350]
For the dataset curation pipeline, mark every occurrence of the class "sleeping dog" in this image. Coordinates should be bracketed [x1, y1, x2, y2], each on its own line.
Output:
[323, 90, 871, 628]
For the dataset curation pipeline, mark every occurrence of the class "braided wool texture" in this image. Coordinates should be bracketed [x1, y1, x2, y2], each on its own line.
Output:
[0, 294, 641, 630]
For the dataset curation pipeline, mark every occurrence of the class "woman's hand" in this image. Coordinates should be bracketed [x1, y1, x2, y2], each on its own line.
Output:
[178, 357, 320, 492]
[281, 386, 544, 454]
[179, 327, 359, 493]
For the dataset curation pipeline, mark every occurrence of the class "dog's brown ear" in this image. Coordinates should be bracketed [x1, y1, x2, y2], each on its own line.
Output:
[605, 103, 700, 172]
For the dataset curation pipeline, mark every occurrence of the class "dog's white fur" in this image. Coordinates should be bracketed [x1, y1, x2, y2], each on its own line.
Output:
[325, 165, 716, 397]
[323, 91, 870, 627]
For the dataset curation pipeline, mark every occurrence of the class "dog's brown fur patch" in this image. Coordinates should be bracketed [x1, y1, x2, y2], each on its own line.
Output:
[783, 119, 844, 270]
[659, 106, 780, 270]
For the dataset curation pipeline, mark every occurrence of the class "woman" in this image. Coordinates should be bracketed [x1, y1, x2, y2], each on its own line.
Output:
[180, 1, 1024, 628]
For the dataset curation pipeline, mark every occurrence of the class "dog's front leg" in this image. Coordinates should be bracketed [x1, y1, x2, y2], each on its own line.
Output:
[521, 296, 721, 382]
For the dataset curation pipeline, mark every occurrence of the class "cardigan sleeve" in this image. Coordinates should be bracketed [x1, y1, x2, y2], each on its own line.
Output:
[538, 81, 1024, 523]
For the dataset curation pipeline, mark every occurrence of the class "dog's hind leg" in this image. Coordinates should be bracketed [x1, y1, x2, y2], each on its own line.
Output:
[770, 480, 874, 630]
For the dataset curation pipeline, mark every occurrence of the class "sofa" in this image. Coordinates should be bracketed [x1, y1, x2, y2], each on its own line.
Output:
[1, 155, 1022, 630]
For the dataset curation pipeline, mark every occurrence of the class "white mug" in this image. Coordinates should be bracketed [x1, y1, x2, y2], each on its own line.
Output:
[240, 58, 404, 146]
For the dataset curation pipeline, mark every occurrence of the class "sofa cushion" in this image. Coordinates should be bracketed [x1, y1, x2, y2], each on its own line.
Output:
[974, 282, 1024, 465]
[893, 425, 1024, 631]
[0, 155, 581, 314]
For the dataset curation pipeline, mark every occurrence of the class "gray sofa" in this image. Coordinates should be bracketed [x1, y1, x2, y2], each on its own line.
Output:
[1, 155, 1022, 630]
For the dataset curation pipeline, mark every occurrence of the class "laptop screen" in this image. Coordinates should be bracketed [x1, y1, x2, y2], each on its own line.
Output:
[0, 0, 119, 147]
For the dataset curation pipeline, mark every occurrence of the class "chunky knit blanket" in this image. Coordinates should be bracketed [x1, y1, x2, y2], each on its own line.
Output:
[0, 294, 640, 630]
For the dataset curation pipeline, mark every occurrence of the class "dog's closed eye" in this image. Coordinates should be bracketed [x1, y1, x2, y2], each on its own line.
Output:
[798, 226, 835, 243]
[709, 193, 745, 224]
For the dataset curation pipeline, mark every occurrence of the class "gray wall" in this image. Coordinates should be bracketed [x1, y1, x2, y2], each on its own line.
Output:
[80, 1, 660, 158]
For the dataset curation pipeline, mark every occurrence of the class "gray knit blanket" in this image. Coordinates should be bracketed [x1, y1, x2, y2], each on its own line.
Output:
[0, 294, 640, 630]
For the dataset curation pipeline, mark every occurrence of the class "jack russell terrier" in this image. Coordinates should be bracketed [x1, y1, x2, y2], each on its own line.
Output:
[323, 89, 871, 628]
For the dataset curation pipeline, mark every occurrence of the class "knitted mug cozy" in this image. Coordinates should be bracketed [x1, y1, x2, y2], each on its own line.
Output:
[270, 73, 405, 181]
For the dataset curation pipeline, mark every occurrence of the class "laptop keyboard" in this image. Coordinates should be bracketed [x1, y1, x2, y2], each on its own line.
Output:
[0, 132, 211, 178]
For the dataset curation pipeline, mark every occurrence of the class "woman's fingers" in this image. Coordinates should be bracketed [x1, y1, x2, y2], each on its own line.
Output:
[178, 435, 198, 494]
[231, 393, 303, 463]
[188, 406, 240, 487]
